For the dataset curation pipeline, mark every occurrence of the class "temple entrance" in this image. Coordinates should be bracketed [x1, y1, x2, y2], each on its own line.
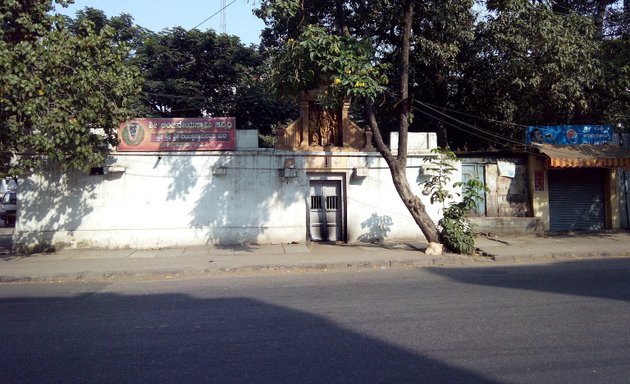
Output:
[308, 177, 344, 242]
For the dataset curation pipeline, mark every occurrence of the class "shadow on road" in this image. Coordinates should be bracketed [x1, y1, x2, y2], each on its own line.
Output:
[428, 258, 630, 302]
[0, 292, 501, 383]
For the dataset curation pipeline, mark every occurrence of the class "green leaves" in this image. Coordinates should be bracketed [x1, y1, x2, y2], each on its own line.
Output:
[0, 0, 142, 177]
[422, 148, 459, 207]
[139, 28, 247, 117]
[420, 147, 485, 254]
[270, 24, 388, 108]
[470, 3, 601, 128]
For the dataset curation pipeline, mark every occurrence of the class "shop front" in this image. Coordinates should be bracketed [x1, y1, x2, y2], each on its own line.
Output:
[527, 125, 630, 232]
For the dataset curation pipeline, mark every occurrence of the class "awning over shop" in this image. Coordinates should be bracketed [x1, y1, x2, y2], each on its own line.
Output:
[536, 144, 630, 168]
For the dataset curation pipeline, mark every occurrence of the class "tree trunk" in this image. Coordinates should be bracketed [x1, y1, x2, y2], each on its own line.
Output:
[433, 72, 449, 148]
[364, 0, 441, 245]
[593, 0, 608, 40]
[391, 165, 442, 243]
[366, 104, 441, 243]
[625, 0, 629, 38]
[335, 0, 350, 36]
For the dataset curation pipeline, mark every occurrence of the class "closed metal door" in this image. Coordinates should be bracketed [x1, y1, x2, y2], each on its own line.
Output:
[309, 180, 341, 241]
[548, 169, 605, 231]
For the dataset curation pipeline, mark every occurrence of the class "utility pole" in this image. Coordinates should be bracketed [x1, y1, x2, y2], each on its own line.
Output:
[220, 0, 227, 34]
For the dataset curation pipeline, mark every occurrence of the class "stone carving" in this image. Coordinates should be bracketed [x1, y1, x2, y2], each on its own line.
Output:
[309, 105, 340, 147]
[274, 88, 374, 152]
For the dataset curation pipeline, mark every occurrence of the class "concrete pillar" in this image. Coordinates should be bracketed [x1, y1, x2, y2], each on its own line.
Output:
[528, 154, 549, 231]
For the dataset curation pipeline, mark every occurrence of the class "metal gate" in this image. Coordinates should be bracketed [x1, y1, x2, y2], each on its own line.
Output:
[548, 169, 605, 231]
[461, 163, 486, 216]
[309, 180, 342, 241]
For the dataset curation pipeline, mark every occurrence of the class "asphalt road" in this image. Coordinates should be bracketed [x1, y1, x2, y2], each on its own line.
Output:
[1, 259, 630, 383]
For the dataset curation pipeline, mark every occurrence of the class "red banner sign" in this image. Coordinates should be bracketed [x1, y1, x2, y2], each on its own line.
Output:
[117, 117, 236, 152]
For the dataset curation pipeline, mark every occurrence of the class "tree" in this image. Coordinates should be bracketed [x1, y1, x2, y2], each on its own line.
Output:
[259, 0, 443, 245]
[458, 0, 630, 143]
[456, 1, 603, 145]
[408, 0, 476, 147]
[0, 0, 142, 177]
[258, 0, 628, 249]
[423, 148, 487, 254]
[365, 0, 442, 244]
[65, 6, 151, 57]
[134, 27, 296, 139]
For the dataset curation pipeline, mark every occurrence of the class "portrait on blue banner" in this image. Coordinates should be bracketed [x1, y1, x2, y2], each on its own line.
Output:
[526, 125, 612, 145]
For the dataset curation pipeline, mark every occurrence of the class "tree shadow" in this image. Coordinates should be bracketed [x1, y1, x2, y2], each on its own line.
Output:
[14, 166, 97, 253]
[427, 258, 630, 303]
[163, 151, 305, 246]
[0, 292, 501, 383]
[358, 213, 393, 243]
[15, 148, 306, 250]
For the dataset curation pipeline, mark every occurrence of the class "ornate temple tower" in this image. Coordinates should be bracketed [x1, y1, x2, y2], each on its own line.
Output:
[274, 89, 374, 152]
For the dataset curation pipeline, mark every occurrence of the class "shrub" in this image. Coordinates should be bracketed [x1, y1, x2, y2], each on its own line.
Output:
[422, 148, 486, 254]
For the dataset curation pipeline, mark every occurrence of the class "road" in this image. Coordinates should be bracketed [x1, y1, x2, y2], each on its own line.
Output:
[1, 258, 630, 383]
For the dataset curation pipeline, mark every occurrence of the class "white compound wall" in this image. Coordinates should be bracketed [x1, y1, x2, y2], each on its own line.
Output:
[14, 131, 460, 251]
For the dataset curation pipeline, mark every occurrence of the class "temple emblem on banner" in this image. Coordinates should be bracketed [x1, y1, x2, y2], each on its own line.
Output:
[118, 117, 236, 152]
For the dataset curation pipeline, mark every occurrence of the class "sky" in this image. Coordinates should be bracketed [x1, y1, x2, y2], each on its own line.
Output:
[53, 0, 266, 45]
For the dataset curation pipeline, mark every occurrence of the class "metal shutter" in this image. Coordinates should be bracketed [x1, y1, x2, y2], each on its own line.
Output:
[548, 169, 605, 231]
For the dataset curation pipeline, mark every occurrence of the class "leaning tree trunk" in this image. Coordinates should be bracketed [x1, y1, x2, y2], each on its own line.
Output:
[366, 105, 441, 244]
[390, 162, 441, 244]
[365, 0, 441, 245]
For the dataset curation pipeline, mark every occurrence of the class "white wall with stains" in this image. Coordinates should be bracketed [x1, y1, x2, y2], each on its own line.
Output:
[13, 131, 458, 252]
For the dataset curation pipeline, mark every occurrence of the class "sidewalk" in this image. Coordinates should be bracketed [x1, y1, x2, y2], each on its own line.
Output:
[1, 230, 630, 283]
[474, 231, 630, 262]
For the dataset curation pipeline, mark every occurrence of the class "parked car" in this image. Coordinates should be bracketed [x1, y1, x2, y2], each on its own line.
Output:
[1, 191, 17, 226]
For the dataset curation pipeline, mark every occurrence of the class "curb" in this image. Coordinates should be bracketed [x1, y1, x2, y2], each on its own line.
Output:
[0, 256, 477, 283]
[3, 246, 629, 283]
[0, 268, 203, 284]
[489, 250, 630, 263]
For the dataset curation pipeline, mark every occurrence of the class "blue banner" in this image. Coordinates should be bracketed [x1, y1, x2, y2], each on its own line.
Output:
[526, 125, 612, 145]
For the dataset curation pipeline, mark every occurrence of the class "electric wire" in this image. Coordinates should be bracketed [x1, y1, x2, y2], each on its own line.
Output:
[412, 100, 526, 147]
[421, 100, 622, 159]
[144, 92, 211, 100]
[190, 0, 238, 31]
[144, 90, 271, 101]
[145, 87, 527, 151]
[142, 90, 618, 159]
[410, 104, 510, 148]
[411, 102, 606, 160]
[415, 100, 529, 128]
[409, 98, 594, 160]
[384, 89, 526, 147]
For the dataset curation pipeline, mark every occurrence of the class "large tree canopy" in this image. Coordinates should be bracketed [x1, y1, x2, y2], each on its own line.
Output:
[258, 0, 446, 244]
[133, 26, 296, 139]
[463, 3, 601, 138]
[256, 0, 629, 249]
[258, 0, 629, 150]
[444, 0, 629, 149]
[136, 28, 258, 118]
[0, 0, 142, 177]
